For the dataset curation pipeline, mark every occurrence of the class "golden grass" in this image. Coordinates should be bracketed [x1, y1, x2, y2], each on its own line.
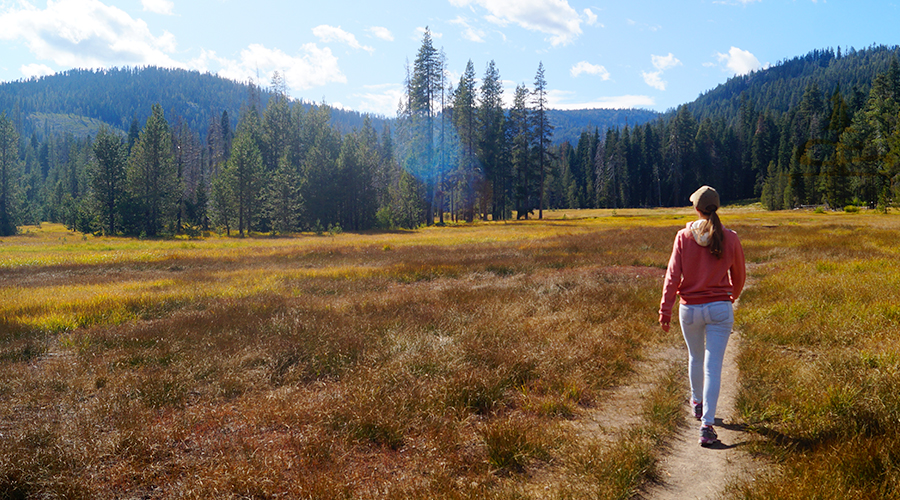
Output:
[3, 208, 899, 498]
[726, 210, 900, 499]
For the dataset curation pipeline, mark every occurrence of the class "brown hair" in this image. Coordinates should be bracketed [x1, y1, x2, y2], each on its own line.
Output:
[698, 206, 724, 258]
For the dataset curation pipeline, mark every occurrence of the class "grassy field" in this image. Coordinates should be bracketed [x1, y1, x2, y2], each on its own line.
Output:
[727, 211, 900, 499]
[1, 207, 898, 499]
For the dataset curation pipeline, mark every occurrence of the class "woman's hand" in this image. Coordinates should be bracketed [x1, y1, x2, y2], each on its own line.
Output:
[659, 314, 670, 332]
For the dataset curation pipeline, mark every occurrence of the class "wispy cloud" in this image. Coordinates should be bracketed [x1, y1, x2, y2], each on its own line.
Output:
[194, 43, 346, 92]
[627, 18, 661, 32]
[141, 0, 174, 15]
[570, 61, 610, 80]
[642, 71, 666, 91]
[352, 83, 405, 116]
[547, 89, 654, 109]
[642, 52, 681, 90]
[367, 26, 394, 42]
[21, 63, 54, 78]
[450, 16, 486, 43]
[450, 0, 583, 46]
[313, 25, 374, 53]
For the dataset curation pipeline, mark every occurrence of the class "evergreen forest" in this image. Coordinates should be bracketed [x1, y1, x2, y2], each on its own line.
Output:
[1, 37, 899, 237]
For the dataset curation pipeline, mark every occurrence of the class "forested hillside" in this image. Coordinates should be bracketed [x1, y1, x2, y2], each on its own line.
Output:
[0, 66, 651, 144]
[579, 44, 900, 209]
[0, 40, 898, 238]
[547, 108, 658, 146]
[686, 45, 900, 121]
[0, 67, 390, 140]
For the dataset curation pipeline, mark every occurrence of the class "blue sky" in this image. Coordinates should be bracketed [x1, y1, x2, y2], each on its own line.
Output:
[1, 0, 898, 117]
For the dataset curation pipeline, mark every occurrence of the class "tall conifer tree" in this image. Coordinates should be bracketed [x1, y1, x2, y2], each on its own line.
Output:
[0, 113, 20, 236]
[478, 60, 506, 220]
[126, 104, 179, 236]
[532, 62, 553, 219]
[90, 126, 127, 235]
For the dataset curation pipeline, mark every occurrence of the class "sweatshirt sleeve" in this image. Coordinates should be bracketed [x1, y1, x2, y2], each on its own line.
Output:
[729, 233, 746, 302]
[659, 232, 683, 322]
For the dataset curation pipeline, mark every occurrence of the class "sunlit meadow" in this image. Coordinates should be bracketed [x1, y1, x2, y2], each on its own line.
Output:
[726, 211, 900, 499]
[2, 207, 899, 498]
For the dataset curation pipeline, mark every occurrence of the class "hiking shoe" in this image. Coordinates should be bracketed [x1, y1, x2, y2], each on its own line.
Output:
[699, 425, 718, 447]
[692, 400, 702, 420]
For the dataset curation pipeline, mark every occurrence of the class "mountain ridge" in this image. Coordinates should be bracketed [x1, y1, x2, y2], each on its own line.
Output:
[0, 66, 660, 144]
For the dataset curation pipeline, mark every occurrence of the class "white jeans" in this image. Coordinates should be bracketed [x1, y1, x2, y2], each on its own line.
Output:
[679, 301, 733, 426]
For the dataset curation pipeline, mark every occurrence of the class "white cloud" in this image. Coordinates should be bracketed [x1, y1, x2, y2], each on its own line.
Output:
[450, 16, 486, 43]
[450, 0, 583, 46]
[570, 61, 610, 80]
[141, 0, 173, 15]
[367, 26, 394, 42]
[642, 52, 681, 90]
[583, 8, 599, 26]
[0, 0, 182, 69]
[716, 46, 761, 75]
[21, 63, 55, 78]
[313, 25, 374, 53]
[200, 43, 345, 93]
[642, 70, 666, 90]
[547, 89, 654, 109]
[651, 52, 681, 71]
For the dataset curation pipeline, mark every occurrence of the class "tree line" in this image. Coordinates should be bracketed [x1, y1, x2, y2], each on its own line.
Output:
[0, 29, 564, 236]
[548, 46, 900, 211]
[2, 40, 899, 238]
[0, 79, 400, 237]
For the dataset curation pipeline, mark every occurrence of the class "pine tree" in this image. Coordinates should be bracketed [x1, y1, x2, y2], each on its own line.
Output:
[0, 113, 21, 236]
[408, 27, 441, 224]
[126, 104, 179, 236]
[451, 60, 479, 222]
[90, 126, 127, 235]
[532, 62, 553, 219]
[262, 71, 292, 175]
[478, 60, 506, 220]
[265, 153, 302, 234]
[509, 83, 535, 218]
[820, 87, 852, 207]
[224, 111, 263, 237]
[211, 166, 236, 235]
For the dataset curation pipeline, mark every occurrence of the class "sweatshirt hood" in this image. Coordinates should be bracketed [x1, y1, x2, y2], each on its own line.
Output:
[688, 220, 711, 247]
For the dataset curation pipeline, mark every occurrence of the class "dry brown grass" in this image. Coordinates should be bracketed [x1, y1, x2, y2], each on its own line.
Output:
[7, 207, 893, 498]
[724, 210, 900, 499]
[1, 216, 683, 498]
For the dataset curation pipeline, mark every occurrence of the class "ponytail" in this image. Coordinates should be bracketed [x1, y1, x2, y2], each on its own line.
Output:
[702, 207, 724, 258]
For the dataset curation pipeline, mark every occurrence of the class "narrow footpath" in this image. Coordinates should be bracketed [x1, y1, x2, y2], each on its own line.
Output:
[640, 332, 763, 499]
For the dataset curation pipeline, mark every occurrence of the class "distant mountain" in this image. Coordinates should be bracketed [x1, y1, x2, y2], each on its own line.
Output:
[683, 44, 900, 124]
[0, 66, 390, 140]
[547, 108, 659, 145]
[0, 67, 251, 138]
[0, 66, 656, 144]
[2, 45, 897, 147]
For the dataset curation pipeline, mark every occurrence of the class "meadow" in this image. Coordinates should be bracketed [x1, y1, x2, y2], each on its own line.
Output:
[1, 208, 898, 499]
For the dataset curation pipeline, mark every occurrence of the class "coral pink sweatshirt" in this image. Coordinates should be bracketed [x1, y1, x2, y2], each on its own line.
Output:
[659, 221, 746, 323]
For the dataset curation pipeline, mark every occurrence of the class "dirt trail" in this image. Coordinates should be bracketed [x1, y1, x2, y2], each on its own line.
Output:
[640, 331, 763, 500]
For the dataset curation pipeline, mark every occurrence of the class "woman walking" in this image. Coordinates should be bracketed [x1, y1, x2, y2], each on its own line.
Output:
[659, 186, 746, 447]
